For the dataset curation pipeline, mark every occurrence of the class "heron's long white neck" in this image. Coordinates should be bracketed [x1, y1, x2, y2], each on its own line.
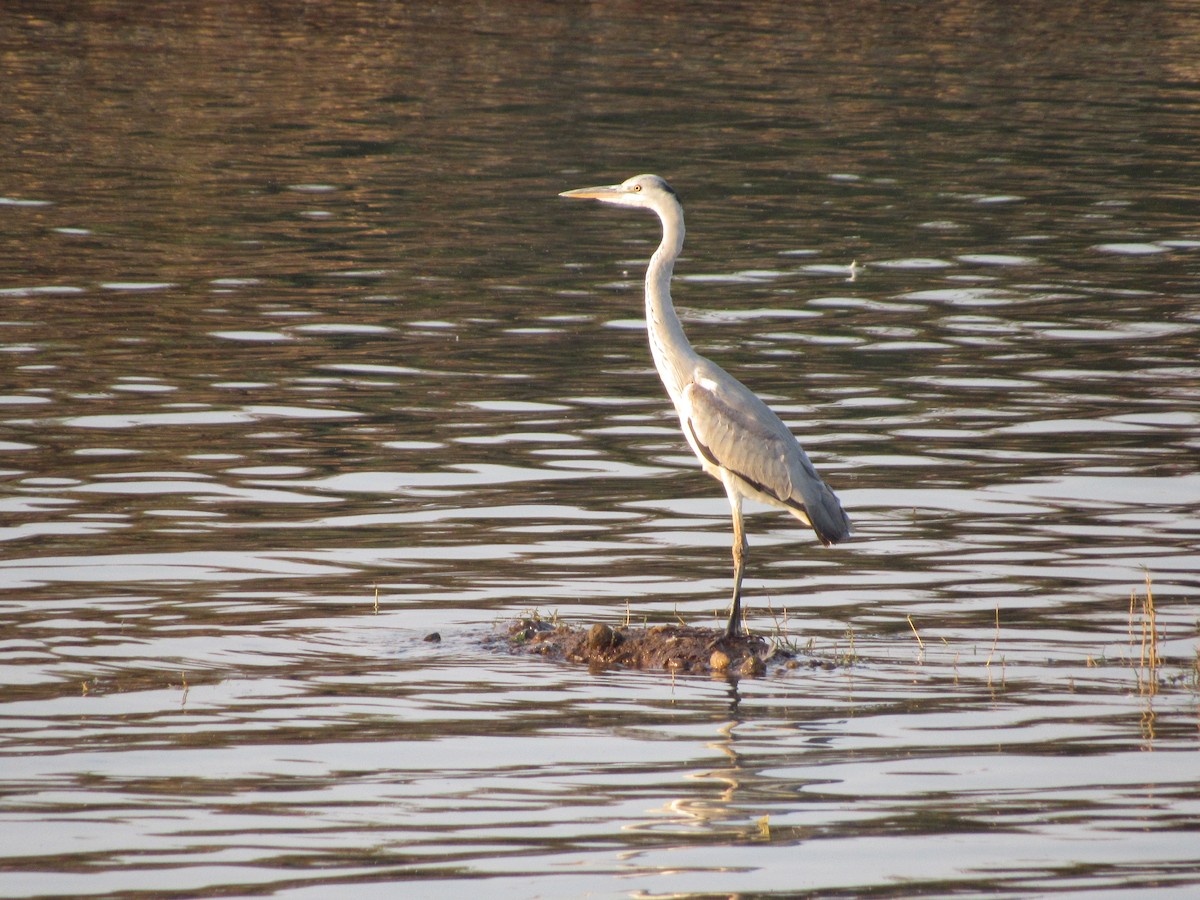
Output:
[645, 199, 699, 404]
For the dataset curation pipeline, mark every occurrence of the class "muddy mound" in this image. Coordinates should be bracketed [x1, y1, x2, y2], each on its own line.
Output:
[494, 617, 827, 677]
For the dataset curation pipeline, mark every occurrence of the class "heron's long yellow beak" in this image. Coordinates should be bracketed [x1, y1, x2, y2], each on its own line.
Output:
[559, 184, 622, 200]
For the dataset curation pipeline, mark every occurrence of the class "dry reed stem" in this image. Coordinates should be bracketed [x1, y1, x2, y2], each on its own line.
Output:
[985, 605, 1000, 668]
[906, 615, 924, 650]
[1128, 586, 1136, 648]
[1143, 570, 1159, 671]
[1131, 571, 1161, 697]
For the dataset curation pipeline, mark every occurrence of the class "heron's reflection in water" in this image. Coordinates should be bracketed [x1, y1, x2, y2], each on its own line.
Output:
[619, 678, 808, 845]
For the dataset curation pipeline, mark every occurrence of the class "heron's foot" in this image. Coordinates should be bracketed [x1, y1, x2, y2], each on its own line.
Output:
[723, 603, 742, 639]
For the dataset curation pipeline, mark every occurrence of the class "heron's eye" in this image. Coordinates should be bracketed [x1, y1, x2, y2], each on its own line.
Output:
[631, 184, 642, 192]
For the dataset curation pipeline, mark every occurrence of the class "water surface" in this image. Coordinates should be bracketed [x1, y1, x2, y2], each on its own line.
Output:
[2, 2, 1199, 897]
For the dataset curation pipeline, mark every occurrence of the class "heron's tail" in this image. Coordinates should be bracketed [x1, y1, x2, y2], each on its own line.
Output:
[806, 481, 852, 547]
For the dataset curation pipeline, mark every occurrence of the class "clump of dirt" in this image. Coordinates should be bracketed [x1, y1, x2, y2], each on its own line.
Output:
[494, 617, 829, 677]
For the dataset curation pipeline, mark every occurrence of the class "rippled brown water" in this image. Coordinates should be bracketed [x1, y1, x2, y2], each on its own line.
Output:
[2, 2, 1199, 897]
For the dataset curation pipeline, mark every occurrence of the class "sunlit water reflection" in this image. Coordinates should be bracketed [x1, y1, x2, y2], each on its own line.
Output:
[2, 2, 1199, 897]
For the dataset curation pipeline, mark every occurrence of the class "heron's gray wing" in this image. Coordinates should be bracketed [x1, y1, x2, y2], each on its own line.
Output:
[682, 376, 851, 546]
[682, 379, 796, 502]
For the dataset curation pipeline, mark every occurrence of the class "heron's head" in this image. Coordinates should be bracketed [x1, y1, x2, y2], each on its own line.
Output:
[559, 174, 678, 210]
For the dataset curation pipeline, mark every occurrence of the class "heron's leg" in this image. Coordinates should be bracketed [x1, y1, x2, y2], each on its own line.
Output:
[725, 488, 747, 637]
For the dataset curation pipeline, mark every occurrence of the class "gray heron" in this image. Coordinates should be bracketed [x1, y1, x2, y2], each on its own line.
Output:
[560, 174, 851, 637]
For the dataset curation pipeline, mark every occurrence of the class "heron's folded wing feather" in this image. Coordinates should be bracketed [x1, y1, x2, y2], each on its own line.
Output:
[682, 379, 797, 506]
[682, 378, 851, 546]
